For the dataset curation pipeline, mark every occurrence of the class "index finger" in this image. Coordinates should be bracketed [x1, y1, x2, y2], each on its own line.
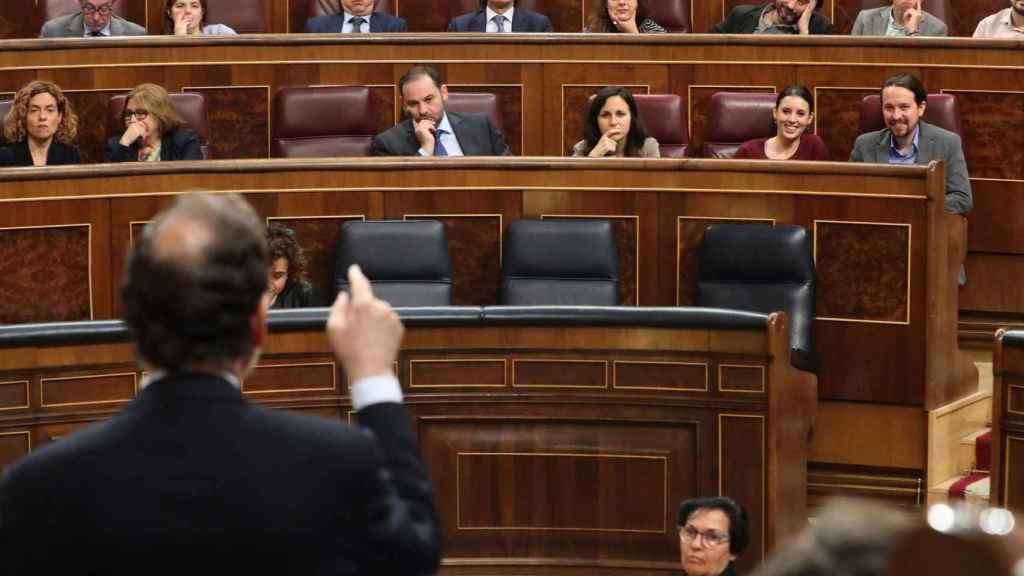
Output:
[347, 263, 374, 304]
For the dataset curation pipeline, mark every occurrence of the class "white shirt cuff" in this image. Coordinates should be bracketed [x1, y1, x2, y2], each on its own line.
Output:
[350, 373, 403, 410]
[417, 148, 428, 156]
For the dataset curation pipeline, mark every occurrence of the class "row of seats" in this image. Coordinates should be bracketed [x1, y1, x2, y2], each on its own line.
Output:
[333, 219, 818, 371]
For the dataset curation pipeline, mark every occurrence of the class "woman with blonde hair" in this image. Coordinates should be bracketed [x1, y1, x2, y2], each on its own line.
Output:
[0, 80, 81, 167]
[105, 83, 203, 162]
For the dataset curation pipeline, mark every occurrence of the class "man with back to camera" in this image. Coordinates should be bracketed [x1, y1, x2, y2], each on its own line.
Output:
[447, 0, 554, 33]
[40, 0, 147, 37]
[850, 73, 972, 215]
[304, 0, 408, 32]
[850, 0, 947, 36]
[0, 192, 442, 574]
[372, 65, 511, 156]
[710, 0, 836, 34]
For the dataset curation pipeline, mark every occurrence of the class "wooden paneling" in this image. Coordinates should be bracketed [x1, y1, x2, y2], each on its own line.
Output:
[614, 360, 708, 392]
[0, 380, 29, 411]
[243, 360, 336, 394]
[186, 87, 270, 159]
[513, 359, 608, 388]
[719, 365, 764, 393]
[719, 413, 765, 571]
[0, 430, 30, 472]
[951, 90, 1024, 181]
[815, 87, 876, 161]
[408, 357, 507, 388]
[0, 224, 92, 324]
[961, 253, 1024, 314]
[40, 371, 137, 408]
[993, 331, 1024, 510]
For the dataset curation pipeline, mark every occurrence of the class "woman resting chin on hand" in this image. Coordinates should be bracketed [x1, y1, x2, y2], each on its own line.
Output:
[571, 85, 660, 158]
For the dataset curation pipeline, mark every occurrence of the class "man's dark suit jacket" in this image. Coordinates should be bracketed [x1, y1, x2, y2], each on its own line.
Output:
[304, 12, 409, 32]
[372, 110, 511, 156]
[447, 8, 554, 32]
[710, 3, 837, 34]
[104, 127, 203, 162]
[0, 140, 81, 166]
[0, 373, 441, 574]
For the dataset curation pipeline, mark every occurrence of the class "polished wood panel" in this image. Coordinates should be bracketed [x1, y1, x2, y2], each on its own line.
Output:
[186, 87, 269, 159]
[992, 330, 1024, 511]
[40, 371, 136, 408]
[614, 360, 708, 392]
[0, 380, 29, 411]
[0, 224, 92, 324]
[243, 359, 337, 394]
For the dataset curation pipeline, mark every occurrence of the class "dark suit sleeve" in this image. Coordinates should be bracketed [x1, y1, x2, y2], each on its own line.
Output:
[943, 134, 972, 214]
[175, 129, 203, 160]
[105, 136, 137, 162]
[446, 18, 458, 31]
[848, 134, 867, 162]
[537, 13, 554, 32]
[391, 16, 409, 32]
[811, 14, 837, 34]
[709, 7, 738, 33]
[486, 117, 511, 156]
[371, 133, 395, 156]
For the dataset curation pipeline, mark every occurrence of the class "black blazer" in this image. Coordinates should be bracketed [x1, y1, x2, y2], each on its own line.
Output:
[0, 140, 81, 167]
[105, 126, 203, 162]
[710, 2, 837, 34]
[0, 373, 442, 574]
[447, 8, 554, 32]
[304, 12, 409, 32]
[270, 279, 322, 309]
[372, 110, 511, 156]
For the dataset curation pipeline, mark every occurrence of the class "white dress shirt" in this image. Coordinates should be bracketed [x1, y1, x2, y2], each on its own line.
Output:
[342, 11, 372, 32]
[486, 6, 514, 32]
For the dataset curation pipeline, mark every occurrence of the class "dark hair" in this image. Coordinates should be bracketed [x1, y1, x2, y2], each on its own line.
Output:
[122, 192, 268, 371]
[583, 86, 650, 157]
[162, 0, 209, 34]
[775, 85, 814, 113]
[677, 496, 748, 557]
[266, 225, 308, 287]
[882, 73, 927, 105]
[399, 65, 444, 98]
[587, 0, 651, 32]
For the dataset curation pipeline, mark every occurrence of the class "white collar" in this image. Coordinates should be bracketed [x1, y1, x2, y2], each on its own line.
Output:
[486, 5, 514, 25]
[140, 369, 241, 389]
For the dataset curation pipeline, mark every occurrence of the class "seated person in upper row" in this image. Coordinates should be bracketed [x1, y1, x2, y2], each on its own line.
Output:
[851, 0, 946, 36]
[711, 0, 836, 35]
[0, 81, 81, 167]
[448, 0, 553, 33]
[974, 0, 1024, 37]
[304, 0, 408, 32]
[735, 85, 831, 160]
[40, 0, 146, 37]
[372, 65, 510, 156]
[572, 86, 659, 158]
[164, 0, 236, 35]
[105, 83, 204, 162]
[585, 0, 666, 33]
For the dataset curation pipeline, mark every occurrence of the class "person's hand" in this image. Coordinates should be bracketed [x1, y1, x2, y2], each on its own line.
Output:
[797, 0, 816, 35]
[173, 11, 193, 35]
[608, 4, 639, 33]
[119, 119, 149, 147]
[327, 264, 404, 383]
[903, 0, 923, 35]
[413, 117, 437, 155]
[588, 128, 623, 157]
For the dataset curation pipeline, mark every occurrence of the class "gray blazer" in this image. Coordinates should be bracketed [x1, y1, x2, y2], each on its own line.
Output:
[850, 6, 947, 36]
[372, 110, 511, 156]
[850, 121, 971, 214]
[40, 13, 147, 37]
[571, 137, 660, 158]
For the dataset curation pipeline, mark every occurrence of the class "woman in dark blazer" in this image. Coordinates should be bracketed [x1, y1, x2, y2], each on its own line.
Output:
[266, 225, 321, 309]
[105, 83, 203, 162]
[0, 80, 81, 167]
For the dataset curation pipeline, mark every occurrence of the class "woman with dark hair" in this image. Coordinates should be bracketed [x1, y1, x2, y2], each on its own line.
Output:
[677, 496, 748, 576]
[0, 80, 81, 167]
[266, 225, 321, 309]
[572, 86, 660, 158]
[164, 0, 236, 35]
[735, 85, 832, 160]
[105, 83, 203, 162]
[585, 0, 666, 33]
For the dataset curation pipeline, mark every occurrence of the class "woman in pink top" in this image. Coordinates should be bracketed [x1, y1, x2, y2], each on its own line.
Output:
[735, 85, 832, 161]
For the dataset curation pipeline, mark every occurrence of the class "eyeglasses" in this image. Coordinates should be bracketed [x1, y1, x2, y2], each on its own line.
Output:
[679, 525, 730, 549]
[123, 108, 149, 121]
[81, 3, 115, 15]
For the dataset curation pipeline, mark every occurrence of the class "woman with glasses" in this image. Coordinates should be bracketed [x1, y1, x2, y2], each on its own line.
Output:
[0, 81, 81, 167]
[163, 0, 237, 35]
[677, 496, 748, 576]
[105, 83, 203, 162]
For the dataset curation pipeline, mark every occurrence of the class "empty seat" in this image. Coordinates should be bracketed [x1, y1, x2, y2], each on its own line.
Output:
[644, 0, 690, 33]
[205, 0, 266, 33]
[106, 92, 212, 159]
[500, 219, 619, 306]
[272, 86, 376, 158]
[444, 92, 504, 131]
[702, 92, 776, 159]
[635, 94, 688, 158]
[307, 0, 393, 17]
[695, 224, 819, 373]
[334, 220, 453, 307]
[858, 93, 963, 136]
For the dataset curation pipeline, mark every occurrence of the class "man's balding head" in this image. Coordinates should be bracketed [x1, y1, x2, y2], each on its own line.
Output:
[122, 192, 268, 372]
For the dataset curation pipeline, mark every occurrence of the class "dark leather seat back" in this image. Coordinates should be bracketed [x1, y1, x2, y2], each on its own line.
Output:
[307, 0, 393, 17]
[106, 92, 212, 159]
[335, 220, 453, 306]
[205, 0, 267, 33]
[858, 93, 963, 136]
[500, 219, 619, 306]
[444, 92, 503, 131]
[695, 224, 819, 372]
[0, 100, 11, 145]
[703, 92, 776, 158]
[272, 86, 376, 158]
[644, 0, 690, 32]
[41, 0, 130, 22]
[635, 94, 687, 158]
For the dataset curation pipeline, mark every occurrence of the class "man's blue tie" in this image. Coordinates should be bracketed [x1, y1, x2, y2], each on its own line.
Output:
[433, 129, 448, 156]
[494, 15, 507, 32]
[350, 16, 366, 32]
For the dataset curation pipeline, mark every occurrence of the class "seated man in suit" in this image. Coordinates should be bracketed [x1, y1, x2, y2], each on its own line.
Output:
[850, 73, 971, 214]
[40, 0, 147, 37]
[304, 0, 408, 32]
[373, 65, 511, 156]
[851, 0, 947, 36]
[448, 0, 554, 32]
[710, 0, 836, 34]
[0, 193, 442, 574]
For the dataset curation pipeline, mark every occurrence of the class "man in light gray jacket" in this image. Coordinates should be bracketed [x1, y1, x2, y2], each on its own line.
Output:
[40, 0, 147, 38]
[850, 0, 947, 36]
